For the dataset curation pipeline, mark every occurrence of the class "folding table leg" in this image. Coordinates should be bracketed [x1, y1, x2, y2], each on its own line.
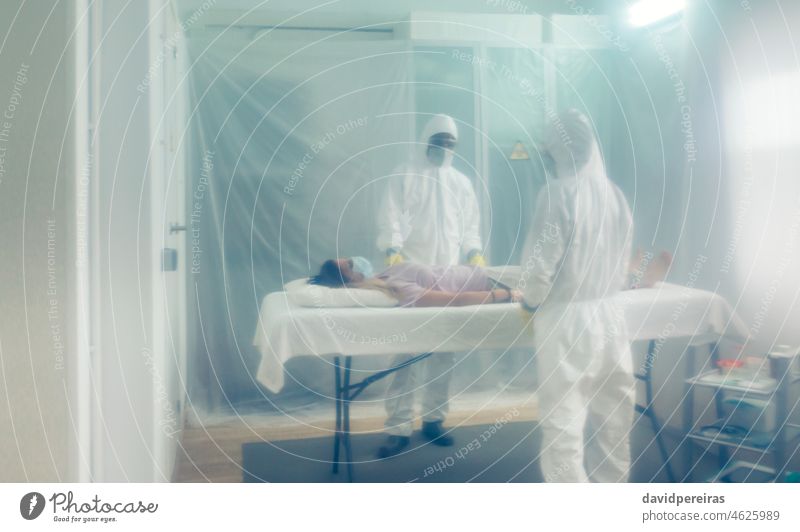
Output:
[343, 356, 354, 482]
[648, 407, 676, 482]
[682, 346, 696, 481]
[332, 356, 342, 475]
[644, 340, 676, 482]
[329, 352, 433, 481]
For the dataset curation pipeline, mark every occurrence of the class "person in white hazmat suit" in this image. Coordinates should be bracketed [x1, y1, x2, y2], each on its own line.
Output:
[519, 109, 635, 482]
[375, 114, 485, 457]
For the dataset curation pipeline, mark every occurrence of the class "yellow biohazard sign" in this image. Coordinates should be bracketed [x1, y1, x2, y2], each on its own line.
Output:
[509, 141, 530, 160]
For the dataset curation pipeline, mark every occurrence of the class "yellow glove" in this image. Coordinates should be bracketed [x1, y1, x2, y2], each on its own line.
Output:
[385, 252, 404, 266]
[468, 253, 487, 267]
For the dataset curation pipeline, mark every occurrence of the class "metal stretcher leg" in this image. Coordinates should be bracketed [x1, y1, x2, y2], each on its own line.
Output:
[635, 340, 676, 482]
[330, 352, 434, 482]
[682, 346, 696, 482]
[332, 356, 342, 474]
[343, 356, 354, 482]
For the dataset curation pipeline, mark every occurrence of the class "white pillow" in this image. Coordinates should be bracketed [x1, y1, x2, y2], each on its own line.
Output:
[283, 278, 398, 308]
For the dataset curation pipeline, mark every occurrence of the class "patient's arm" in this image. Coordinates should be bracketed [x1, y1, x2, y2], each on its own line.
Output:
[414, 288, 522, 307]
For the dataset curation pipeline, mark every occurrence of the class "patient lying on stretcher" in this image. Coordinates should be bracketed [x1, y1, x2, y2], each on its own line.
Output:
[309, 249, 672, 309]
[309, 258, 523, 307]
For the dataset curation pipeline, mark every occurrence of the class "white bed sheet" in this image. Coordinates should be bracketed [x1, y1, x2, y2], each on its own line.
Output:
[253, 282, 749, 393]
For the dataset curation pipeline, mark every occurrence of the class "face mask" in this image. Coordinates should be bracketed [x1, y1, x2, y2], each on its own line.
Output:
[427, 146, 454, 168]
[351, 256, 374, 280]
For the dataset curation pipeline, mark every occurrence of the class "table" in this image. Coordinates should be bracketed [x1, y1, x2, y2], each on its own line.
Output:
[253, 282, 749, 481]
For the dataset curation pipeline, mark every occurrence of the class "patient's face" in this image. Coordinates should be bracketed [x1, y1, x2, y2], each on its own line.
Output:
[334, 258, 364, 283]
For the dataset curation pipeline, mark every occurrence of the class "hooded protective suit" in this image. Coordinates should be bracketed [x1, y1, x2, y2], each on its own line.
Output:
[520, 109, 634, 482]
[377, 115, 483, 438]
[376, 114, 483, 265]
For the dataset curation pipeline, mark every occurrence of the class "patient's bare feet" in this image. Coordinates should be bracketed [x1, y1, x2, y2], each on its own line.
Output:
[630, 250, 672, 289]
[646, 251, 672, 285]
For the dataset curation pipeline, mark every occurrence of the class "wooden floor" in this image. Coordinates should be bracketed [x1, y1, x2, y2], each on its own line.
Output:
[172, 402, 538, 482]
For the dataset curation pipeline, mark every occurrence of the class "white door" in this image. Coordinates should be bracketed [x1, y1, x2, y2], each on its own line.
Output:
[150, 0, 188, 480]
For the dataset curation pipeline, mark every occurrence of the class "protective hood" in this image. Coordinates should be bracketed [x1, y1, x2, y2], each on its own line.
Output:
[545, 109, 606, 181]
[420, 113, 459, 143]
[418, 114, 458, 167]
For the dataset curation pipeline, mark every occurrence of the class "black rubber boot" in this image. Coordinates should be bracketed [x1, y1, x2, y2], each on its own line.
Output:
[377, 435, 411, 458]
[421, 421, 454, 447]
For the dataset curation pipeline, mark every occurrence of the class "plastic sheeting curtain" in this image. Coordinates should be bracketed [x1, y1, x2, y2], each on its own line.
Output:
[185, 35, 417, 412]
[184, 31, 660, 416]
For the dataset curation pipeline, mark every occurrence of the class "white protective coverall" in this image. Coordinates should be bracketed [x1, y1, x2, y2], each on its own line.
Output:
[520, 110, 635, 482]
[376, 114, 483, 437]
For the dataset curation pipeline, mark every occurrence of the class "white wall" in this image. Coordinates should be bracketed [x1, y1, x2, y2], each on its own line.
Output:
[1, 0, 184, 483]
[0, 1, 79, 481]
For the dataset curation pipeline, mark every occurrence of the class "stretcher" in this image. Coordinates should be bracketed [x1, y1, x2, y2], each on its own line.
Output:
[253, 281, 749, 480]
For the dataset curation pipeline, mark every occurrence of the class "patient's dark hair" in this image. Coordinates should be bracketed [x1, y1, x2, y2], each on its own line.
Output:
[309, 259, 346, 287]
[309, 258, 397, 299]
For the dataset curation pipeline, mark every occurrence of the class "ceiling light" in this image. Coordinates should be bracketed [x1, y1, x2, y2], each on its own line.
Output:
[628, 0, 686, 28]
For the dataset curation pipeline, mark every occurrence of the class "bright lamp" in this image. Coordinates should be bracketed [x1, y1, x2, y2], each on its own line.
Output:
[628, 0, 686, 28]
